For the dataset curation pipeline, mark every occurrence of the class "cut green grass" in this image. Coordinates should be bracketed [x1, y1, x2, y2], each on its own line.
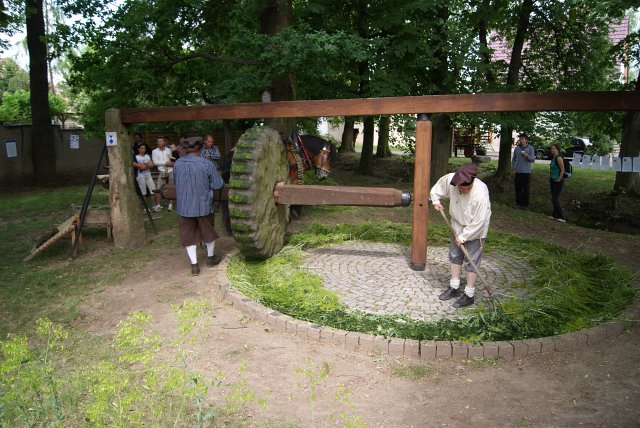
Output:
[227, 221, 636, 342]
[390, 364, 433, 380]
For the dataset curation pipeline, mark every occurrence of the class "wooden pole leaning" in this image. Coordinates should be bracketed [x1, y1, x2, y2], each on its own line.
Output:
[410, 114, 432, 271]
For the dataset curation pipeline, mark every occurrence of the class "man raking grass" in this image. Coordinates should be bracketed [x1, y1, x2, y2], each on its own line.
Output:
[430, 163, 493, 309]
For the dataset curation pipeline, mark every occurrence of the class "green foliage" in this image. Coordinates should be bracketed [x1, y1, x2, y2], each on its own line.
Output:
[0, 89, 31, 123]
[227, 221, 636, 342]
[113, 311, 161, 365]
[0, 89, 68, 124]
[0, 305, 258, 426]
[0, 59, 30, 99]
[293, 359, 365, 427]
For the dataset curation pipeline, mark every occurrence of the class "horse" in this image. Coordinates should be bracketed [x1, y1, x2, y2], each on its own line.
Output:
[286, 132, 337, 183]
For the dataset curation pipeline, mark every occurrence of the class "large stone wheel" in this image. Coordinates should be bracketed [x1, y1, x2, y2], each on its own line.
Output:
[228, 126, 289, 259]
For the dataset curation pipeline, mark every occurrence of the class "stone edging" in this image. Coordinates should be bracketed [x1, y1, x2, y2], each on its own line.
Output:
[214, 252, 638, 361]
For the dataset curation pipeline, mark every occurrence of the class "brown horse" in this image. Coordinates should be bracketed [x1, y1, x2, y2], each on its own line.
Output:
[286, 132, 337, 183]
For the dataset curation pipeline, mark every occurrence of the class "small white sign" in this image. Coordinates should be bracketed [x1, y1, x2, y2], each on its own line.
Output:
[572, 154, 582, 167]
[601, 155, 611, 171]
[105, 132, 117, 147]
[590, 155, 600, 170]
[633, 157, 640, 173]
[612, 157, 621, 171]
[70, 134, 80, 149]
[622, 157, 633, 172]
[581, 155, 591, 169]
[5, 141, 17, 158]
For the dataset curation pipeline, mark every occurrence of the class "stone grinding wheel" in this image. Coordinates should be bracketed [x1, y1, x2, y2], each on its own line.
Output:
[228, 126, 289, 259]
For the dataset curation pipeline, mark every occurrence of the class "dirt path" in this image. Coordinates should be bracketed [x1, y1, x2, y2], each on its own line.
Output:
[75, 206, 640, 427]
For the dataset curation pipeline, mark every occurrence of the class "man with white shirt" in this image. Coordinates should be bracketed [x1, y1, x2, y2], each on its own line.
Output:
[152, 136, 174, 212]
[430, 163, 492, 308]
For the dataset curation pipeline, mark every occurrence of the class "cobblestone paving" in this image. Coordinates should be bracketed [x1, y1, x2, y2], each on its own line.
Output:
[303, 241, 534, 322]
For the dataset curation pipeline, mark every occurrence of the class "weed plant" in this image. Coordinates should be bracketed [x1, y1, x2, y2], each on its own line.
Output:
[228, 221, 636, 342]
[0, 301, 267, 426]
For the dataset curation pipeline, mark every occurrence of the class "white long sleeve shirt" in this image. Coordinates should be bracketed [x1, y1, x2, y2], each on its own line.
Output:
[429, 173, 492, 243]
[152, 147, 173, 174]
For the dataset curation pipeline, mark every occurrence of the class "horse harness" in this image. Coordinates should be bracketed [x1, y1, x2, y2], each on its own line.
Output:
[284, 132, 332, 184]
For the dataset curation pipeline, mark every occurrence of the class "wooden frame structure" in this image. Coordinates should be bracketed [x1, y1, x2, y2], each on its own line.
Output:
[110, 91, 640, 270]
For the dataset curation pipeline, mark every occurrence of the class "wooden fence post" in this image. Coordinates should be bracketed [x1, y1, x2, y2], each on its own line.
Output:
[410, 113, 432, 271]
[105, 109, 148, 248]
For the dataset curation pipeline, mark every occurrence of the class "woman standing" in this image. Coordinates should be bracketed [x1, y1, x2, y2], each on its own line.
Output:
[549, 144, 566, 223]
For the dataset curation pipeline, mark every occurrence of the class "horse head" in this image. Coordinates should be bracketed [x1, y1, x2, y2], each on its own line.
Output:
[297, 134, 336, 181]
[311, 143, 333, 180]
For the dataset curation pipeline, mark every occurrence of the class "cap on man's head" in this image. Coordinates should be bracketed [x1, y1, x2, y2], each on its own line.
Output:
[180, 136, 203, 150]
[518, 132, 528, 138]
[450, 163, 478, 186]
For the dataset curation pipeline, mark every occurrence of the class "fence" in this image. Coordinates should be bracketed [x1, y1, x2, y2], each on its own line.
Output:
[0, 125, 243, 186]
[572, 154, 640, 172]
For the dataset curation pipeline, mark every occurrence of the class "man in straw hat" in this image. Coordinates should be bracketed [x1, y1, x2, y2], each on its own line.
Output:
[174, 136, 225, 275]
[429, 163, 492, 308]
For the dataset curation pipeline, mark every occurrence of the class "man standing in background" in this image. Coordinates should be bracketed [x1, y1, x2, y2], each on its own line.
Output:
[151, 136, 174, 212]
[201, 134, 221, 168]
[511, 132, 535, 210]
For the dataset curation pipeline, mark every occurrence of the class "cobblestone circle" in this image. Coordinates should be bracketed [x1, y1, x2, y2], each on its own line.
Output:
[303, 241, 533, 322]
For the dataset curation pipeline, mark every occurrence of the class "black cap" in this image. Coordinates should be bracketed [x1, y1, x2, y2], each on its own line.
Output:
[518, 132, 528, 138]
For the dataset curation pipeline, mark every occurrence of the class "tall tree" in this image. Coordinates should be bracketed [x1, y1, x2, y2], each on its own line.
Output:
[494, 0, 534, 182]
[261, 0, 295, 134]
[26, 0, 56, 183]
[376, 116, 392, 158]
[614, 74, 640, 195]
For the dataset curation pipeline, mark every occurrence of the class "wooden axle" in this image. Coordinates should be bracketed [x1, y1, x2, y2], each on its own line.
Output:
[161, 182, 411, 208]
[273, 183, 411, 207]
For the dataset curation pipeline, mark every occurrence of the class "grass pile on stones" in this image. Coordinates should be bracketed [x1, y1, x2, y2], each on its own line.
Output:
[227, 221, 636, 342]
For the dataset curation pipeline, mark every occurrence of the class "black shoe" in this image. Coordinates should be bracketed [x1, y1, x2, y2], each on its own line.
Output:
[207, 254, 222, 267]
[438, 286, 462, 301]
[191, 263, 200, 275]
[453, 294, 475, 308]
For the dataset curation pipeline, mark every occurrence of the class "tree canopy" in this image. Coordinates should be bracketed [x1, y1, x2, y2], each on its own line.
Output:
[49, 0, 639, 167]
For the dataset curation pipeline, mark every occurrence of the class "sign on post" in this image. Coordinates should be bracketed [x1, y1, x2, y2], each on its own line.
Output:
[105, 132, 118, 147]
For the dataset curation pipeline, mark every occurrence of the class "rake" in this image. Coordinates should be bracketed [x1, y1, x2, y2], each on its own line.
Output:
[437, 207, 501, 311]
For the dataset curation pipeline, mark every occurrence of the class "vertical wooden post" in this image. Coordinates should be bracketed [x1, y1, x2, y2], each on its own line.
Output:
[410, 114, 432, 271]
[105, 109, 148, 248]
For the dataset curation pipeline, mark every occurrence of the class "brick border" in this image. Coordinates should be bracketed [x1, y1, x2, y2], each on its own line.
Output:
[214, 252, 638, 361]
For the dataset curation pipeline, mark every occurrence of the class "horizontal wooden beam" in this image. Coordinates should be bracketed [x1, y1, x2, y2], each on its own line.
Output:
[273, 183, 411, 207]
[120, 91, 640, 124]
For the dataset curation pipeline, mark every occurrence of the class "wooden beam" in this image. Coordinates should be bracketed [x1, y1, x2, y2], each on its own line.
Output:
[273, 183, 411, 207]
[120, 91, 640, 123]
[410, 114, 432, 271]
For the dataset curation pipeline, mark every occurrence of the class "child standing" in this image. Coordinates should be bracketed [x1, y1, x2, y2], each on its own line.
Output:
[134, 144, 156, 199]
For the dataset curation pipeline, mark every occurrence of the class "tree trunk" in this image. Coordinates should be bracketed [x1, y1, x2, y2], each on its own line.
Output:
[431, 114, 453, 186]
[477, 0, 496, 86]
[26, 0, 56, 184]
[105, 109, 148, 248]
[614, 75, 640, 196]
[260, 0, 295, 135]
[358, 116, 375, 175]
[376, 115, 392, 158]
[495, 0, 534, 181]
[340, 117, 356, 153]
